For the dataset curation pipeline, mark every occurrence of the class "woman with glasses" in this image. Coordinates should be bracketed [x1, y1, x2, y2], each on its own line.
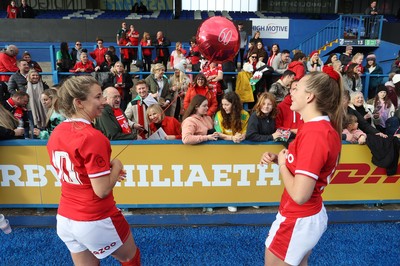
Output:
[183, 73, 218, 117]
[236, 53, 265, 107]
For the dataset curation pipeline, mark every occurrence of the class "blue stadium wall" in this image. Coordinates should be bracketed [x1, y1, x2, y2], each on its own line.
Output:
[0, 18, 398, 46]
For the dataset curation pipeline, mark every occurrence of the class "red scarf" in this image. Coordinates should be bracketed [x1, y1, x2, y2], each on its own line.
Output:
[7, 98, 25, 120]
[116, 74, 124, 96]
[137, 100, 147, 139]
[113, 108, 131, 134]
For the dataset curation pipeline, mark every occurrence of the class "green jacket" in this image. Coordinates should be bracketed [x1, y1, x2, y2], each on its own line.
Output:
[145, 74, 173, 102]
[95, 104, 137, 140]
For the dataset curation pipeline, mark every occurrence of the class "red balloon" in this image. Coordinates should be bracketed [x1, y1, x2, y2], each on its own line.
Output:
[196, 16, 240, 64]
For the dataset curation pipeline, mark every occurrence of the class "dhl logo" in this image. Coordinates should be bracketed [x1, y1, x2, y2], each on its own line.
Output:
[332, 163, 400, 184]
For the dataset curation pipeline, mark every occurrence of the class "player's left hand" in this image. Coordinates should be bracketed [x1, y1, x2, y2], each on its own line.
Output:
[277, 149, 288, 166]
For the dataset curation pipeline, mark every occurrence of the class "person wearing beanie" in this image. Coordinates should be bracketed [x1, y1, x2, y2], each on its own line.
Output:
[365, 53, 383, 99]
[372, 84, 394, 133]
[306, 50, 323, 72]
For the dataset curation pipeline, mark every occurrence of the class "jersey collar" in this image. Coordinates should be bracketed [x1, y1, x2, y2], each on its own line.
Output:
[65, 118, 91, 124]
[309, 115, 330, 122]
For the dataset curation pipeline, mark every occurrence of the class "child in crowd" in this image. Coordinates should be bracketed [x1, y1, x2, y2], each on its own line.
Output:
[342, 114, 367, 144]
[372, 85, 395, 133]
[246, 92, 282, 142]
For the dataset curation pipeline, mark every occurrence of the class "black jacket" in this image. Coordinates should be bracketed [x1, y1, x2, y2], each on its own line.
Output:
[0, 125, 15, 140]
[366, 134, 400, 176]
[246, 112, 276, 142]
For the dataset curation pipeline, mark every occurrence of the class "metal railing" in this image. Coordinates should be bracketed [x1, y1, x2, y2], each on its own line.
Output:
[0, 44, 390, 100]
[294, 15, 384, 56]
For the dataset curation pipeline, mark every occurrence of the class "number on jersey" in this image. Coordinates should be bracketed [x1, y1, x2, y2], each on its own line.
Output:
[52, 151, 83, 184]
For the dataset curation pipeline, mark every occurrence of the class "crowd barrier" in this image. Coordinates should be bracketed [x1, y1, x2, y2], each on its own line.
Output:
[0, 139, 399, 209]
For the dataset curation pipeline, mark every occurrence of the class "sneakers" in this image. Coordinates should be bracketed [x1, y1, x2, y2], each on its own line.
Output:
[227, 206, 237, 212]
[252, 206, 260, 209]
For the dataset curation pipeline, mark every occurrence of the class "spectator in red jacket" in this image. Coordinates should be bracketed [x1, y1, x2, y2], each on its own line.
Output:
[6, 1, 18, 19]
[275, 80, 304, 135]
[287, 52, 306, 80]
[184, 73, 218, 117]
[0, 45, 19, 82]
[187, 38, 201, 72]
[69, 52, 95, 73]
[146, 104, 182, 139]
[89, 38, 108, 67]
[127, 25, 140, 61]
[119, 32, 133, 73]
[140, 32, 153, 73]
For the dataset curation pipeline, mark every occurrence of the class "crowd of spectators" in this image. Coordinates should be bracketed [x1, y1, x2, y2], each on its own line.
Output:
[1, 18, 400, 143]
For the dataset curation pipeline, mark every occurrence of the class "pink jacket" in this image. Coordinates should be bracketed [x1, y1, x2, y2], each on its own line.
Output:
[343, 128, 367, 143]
[181, 114, 213, 144]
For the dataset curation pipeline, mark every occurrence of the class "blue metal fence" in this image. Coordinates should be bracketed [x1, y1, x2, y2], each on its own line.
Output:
[294, 15, 384, 56]
[0, 43, 391, 100]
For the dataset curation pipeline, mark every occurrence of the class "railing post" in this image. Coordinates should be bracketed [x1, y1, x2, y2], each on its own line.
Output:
[49, 45, 59, 85]
[363, 73, 370, 100]
[338, 15, 342, 40]
[378, 15, 384, 40]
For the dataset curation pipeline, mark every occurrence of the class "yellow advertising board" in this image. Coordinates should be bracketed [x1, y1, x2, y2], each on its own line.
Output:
[0, 141, 399, 207]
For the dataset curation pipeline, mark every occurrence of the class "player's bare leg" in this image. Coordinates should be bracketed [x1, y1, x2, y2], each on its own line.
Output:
[264, 248, 290, 266]
[70, 249, 99, 266]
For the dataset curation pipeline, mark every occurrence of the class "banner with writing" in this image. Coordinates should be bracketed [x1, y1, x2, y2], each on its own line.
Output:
[250, 18, 290, 39]
[0, 142, 399, 207]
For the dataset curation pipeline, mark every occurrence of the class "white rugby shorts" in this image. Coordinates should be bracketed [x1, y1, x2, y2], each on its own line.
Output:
[56, 212, 131, 259]
[265, 206, 328, 265]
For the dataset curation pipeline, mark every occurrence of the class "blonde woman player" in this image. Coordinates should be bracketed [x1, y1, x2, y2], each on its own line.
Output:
[47, 76, 141, 265]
